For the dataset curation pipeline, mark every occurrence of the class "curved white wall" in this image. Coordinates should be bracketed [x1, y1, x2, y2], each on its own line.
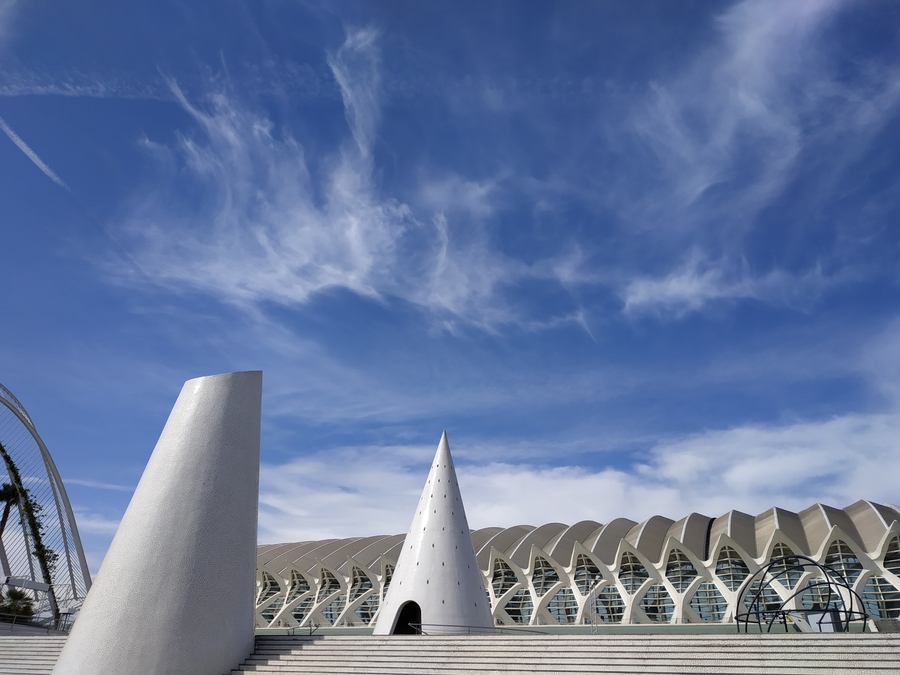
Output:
[53, 371, 262, 675]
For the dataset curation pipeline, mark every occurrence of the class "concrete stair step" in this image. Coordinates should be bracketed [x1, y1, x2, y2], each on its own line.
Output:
[229, 634, 900, 675]
[252, 643, 899, 653]
[0, 636, 67, 675]
[231, 665, 899, 675]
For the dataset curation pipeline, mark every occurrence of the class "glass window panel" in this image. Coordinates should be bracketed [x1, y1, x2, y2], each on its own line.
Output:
[355, 592, 380, 625]
[382, 564, 394, 599]
[862, 576, 900, 619]
[768, 543, 803, 589]
[503, 588, 533, 624]
[591, 586, 625, 624]
[548, 587, 578, 624]
[349, 567, 373, 601]
[714, 546, 750, 591]
[743, 579, 783, 612]
[260, 603, 279, 625]
[291, 597, 314, 624]
[800, 580, 840, 611]
[316, 568, 341, 604]
[824, 540, 863, 584]
[690, 582, 727, 622]
[256, 571, 281, 606]
[639, 584, 674, 623]
[491, 558, 519, 598]
[322, 594, 346, 625]
[285, 570, 310, 604]
[531, 556, 559, 598]
[665, 548, 698, 592]
[618, 551, 650, 594]
[573, 554, 603, 596]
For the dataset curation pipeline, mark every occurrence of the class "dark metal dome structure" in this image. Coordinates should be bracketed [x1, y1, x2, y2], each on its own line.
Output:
[0, 382, 91, 625]
[736, 554, 869, 632]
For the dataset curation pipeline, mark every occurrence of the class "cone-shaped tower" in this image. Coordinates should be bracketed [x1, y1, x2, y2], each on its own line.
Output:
[53, 371, 262, 675]
[373, 430, 492, 635]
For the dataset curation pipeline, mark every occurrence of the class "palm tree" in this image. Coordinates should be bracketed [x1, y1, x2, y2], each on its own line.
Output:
[0, 587, 35, 620]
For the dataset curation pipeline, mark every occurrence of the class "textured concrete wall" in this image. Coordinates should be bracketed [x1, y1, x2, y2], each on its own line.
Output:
[373, 431, 493, 635]
[53, 371, 262, 675]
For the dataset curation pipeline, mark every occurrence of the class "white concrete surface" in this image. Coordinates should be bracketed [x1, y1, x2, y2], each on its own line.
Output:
[52, 371, 262, 675]
[373, 431, 493, 635]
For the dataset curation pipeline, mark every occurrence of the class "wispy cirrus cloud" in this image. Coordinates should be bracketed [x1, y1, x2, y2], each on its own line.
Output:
[0, 113, 71, 191]
[621, 252, 837, 318]
[110, 28, 582, 333]
[616, 0, 900, 318]
[630, 0, 841, 226]
[328, 26, 381, 160]
[72, 510, 122, 535]
[0, 0, 19, 44]
[65, 478, 135, 492]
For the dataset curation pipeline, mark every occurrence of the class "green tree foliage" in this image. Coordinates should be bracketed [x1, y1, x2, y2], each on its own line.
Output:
[0, 441, 59, 623]
[0, 587, 36, 620]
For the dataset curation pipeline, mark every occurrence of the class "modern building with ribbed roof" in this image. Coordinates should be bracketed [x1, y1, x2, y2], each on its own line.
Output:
[255, 499, 900, 630]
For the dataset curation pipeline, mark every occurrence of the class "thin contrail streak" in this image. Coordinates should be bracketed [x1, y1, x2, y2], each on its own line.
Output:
[0, 113, 71, 192]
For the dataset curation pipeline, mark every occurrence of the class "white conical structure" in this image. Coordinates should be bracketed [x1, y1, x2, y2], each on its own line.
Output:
[53, 371, 262, 675]
[373, 430, 492, 635]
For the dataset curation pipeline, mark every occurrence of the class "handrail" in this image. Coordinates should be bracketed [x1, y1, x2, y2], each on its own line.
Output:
[412, 622, 547, 635]
[287, 622, 320, 636]
[0, 612, 67, 634]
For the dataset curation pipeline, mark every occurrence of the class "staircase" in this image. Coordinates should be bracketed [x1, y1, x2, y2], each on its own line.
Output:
[0, 635, 66, 675]
[229, 633, 900, 675]
[2, 632, 898, 674]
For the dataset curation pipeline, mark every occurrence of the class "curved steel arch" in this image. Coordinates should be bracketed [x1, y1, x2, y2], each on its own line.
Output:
[0, 382, 92, 623]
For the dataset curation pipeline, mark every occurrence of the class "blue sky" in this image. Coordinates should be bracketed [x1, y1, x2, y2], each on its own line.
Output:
[1, 0, 899, 573]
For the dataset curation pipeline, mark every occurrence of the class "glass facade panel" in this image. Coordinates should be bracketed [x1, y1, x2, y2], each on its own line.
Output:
[531, 556, 559, 598]
[382, 564, 394, 599]
[322, 594, 346, 625]
[714, 546, 750, 591]
[591, 586, 625, 624]
[884, 537, 900, 577]
[824, 540, 863, 584]
[503, 588, 533, 624]
[548, 587, 577, 624]
[285, 570, 310, 604]
[260, 603, 279, 624]
[355, 593, 379, 624]
[349, 566, 373, 601]
[862, 576, 900, 619]
[743, 579, 783, 611]
[800, 580, 840, 611]
[690, 582, 727, 622]
[256, 571, 280, 606]
[573, 554, 603, 596]
[665, 548, 698, 592]
[618, 551, 649, 594]
[491, 558, 519, 598]
[768, 543, 803, 589]
[639, 584, 674, 622]
[291, 597, 314, 624]
[316, 568, 341, 604]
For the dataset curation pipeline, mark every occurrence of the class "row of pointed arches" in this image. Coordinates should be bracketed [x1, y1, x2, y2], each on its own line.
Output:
[255, 560, 394, 628]
[255, 529, 900, 628]
[486, 533, 900, 626]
